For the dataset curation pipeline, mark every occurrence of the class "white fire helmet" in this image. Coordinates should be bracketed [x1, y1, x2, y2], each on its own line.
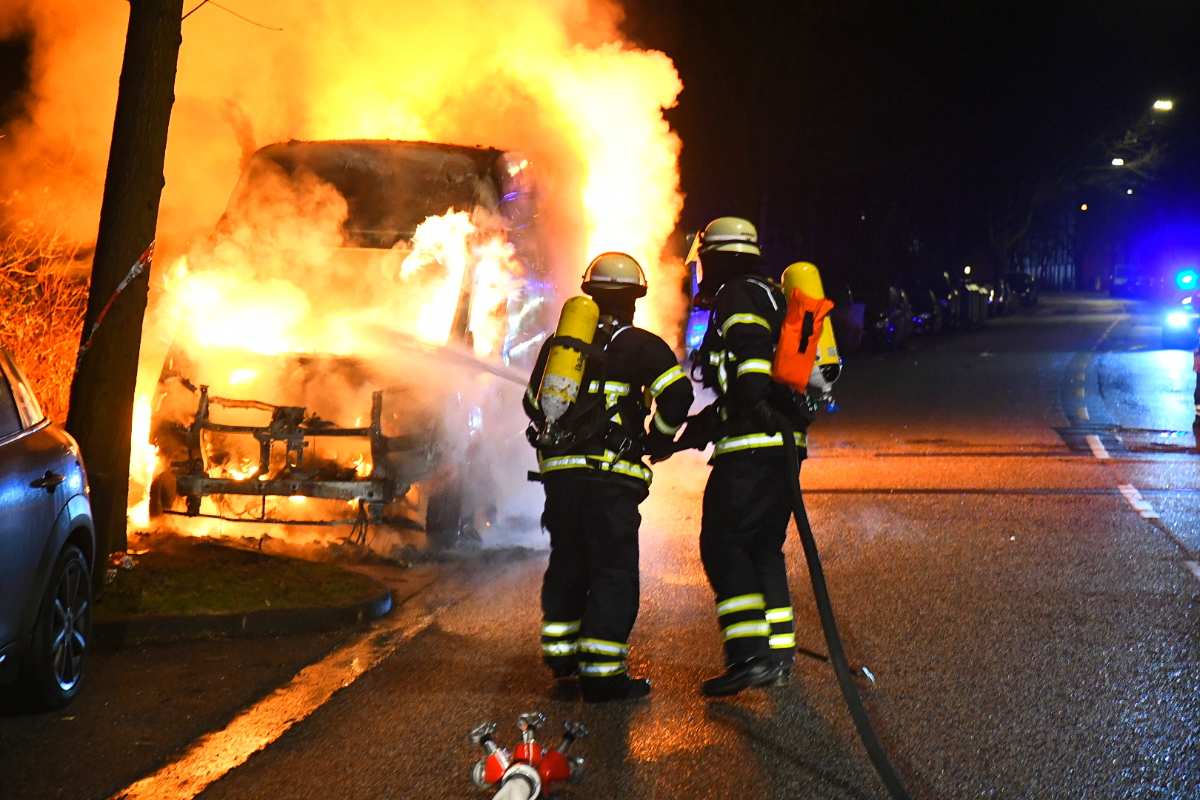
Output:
[581, 252, 648, 297]
[699, 216, 761, 257]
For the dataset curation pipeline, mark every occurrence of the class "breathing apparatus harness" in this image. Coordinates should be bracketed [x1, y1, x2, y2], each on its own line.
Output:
[526, 318, 646, 474]
[688, 276, 814, 443]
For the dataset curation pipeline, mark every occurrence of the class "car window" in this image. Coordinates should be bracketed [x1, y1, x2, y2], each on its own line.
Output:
[2, 353, 45, 427]
[0, 368, 23, 440]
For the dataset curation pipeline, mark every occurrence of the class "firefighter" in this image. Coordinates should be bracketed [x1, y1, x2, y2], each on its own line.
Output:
[1194, 346, 1199, 422]
[523, 252, 693, 703]
[684, 216, 812, 696]
[1193, 306, 1200, 424]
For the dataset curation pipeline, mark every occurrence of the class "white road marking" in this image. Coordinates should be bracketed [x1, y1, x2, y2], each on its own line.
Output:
[112, 610, 435, 800]
[1121, 485, 1200, 581]
[1066, 317, 1121, 427]
[1117, 484, 1160, 519]
[1086, 435, 1110, 460]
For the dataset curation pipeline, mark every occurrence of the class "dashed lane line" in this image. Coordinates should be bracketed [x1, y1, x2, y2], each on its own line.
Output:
[1086, 435, 1110, 460]
[1117, 484, 1159, 519]
[1064, 316, 1123, 431]
[1117, 483, 1200, 584]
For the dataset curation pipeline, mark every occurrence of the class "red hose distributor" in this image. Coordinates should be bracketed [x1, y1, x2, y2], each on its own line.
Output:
[470, 713, 587, 799]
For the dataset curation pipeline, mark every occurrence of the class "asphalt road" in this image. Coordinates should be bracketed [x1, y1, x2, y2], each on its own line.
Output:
[3, 293, 1198, 800]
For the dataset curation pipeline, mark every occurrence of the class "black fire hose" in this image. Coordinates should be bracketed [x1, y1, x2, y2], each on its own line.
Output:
[778, 420, 913, 800]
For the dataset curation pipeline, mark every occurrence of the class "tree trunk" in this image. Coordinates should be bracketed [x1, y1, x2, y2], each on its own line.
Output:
[67, 0, 183, 577]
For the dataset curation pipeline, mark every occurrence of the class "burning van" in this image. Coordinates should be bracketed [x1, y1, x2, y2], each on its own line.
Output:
[145, 139, 552, 547]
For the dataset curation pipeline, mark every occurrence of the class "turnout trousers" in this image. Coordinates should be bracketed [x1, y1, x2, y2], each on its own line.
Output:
[1194, 351, 1200, 412]
[700, 448, 799, 666]
[539, 472, 645, 689]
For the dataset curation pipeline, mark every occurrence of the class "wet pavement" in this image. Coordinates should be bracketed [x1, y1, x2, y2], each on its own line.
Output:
[2, 293, 1198, 799]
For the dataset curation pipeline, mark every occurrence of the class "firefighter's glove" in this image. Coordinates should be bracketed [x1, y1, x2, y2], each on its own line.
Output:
[675, 403, 720, 452]
[751, 400, 785, 436]
[525, 420, 543, 449]
[645, 433, 677, 464]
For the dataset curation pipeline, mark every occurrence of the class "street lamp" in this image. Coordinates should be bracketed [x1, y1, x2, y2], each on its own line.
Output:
[963, 265, 972, 276]
[1110, 157, 1125, 166]
[1126, 188, 1134, 195]
[1152, 98, 1174, 112]
[1080, 203, 1089, 212]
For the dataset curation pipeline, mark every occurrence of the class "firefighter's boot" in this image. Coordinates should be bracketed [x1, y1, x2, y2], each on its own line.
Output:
[701, 656, 783, 697]
[549, 659, 579, 680]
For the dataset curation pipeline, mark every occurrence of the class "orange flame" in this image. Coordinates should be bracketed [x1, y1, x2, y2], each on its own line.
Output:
[1, 1, 687, 531]
[126, 395, 159, 529]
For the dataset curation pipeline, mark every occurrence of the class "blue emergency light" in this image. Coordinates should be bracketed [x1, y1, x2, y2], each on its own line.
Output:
[686, 308, 710, 351]
[1166, 310, 1191, 330]
[1176, 268, 1199, 290]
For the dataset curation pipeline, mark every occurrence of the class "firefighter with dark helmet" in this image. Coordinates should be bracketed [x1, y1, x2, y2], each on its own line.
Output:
[683, 216, 822, 696]
[523, 252, 693, 703]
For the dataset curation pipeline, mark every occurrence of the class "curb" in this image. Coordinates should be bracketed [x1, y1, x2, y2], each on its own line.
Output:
[93, 585, 394, 649]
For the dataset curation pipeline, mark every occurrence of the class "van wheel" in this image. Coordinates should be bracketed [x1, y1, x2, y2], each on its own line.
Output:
[24, 545, 92, 709]
[149, 472, 177, 518]
[425, 479, 465, 550]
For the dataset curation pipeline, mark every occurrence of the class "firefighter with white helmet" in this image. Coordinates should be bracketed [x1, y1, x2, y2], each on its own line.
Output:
[680, 216, 835, 696]
[523, 252, 693, 702]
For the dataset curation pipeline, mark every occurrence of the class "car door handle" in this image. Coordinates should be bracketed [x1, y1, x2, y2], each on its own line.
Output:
[30, 471, 66, 491]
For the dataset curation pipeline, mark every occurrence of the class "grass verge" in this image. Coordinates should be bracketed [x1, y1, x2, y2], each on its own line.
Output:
[96, 535, 385, 621]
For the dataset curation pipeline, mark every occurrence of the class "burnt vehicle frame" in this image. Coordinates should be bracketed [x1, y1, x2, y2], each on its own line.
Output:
[162, 385, 435, 543]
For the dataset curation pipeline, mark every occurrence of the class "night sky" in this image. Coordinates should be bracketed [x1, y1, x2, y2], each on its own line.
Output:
[624, 0, 1200, 284]
[2, 2, 1198, 288]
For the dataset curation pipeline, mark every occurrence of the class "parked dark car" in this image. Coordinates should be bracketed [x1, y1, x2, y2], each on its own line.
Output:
[926, 271, 964, 330]
[1006, 272, 1039, 306]
[983, 279, 1010, 317]
[858, 283, 914, 349]
[0, 349, 95, 709]
[907, 286, 945, 335]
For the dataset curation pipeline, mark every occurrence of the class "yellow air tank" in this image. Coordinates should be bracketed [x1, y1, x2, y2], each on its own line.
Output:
[537, 295, 600, 423]
[782, 261, 841, 367]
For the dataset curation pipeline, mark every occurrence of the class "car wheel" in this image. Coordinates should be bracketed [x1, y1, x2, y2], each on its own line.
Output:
[148, 471, 177, 518]
[24, 544, 92, 709]
[425, 477, 465, 549]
